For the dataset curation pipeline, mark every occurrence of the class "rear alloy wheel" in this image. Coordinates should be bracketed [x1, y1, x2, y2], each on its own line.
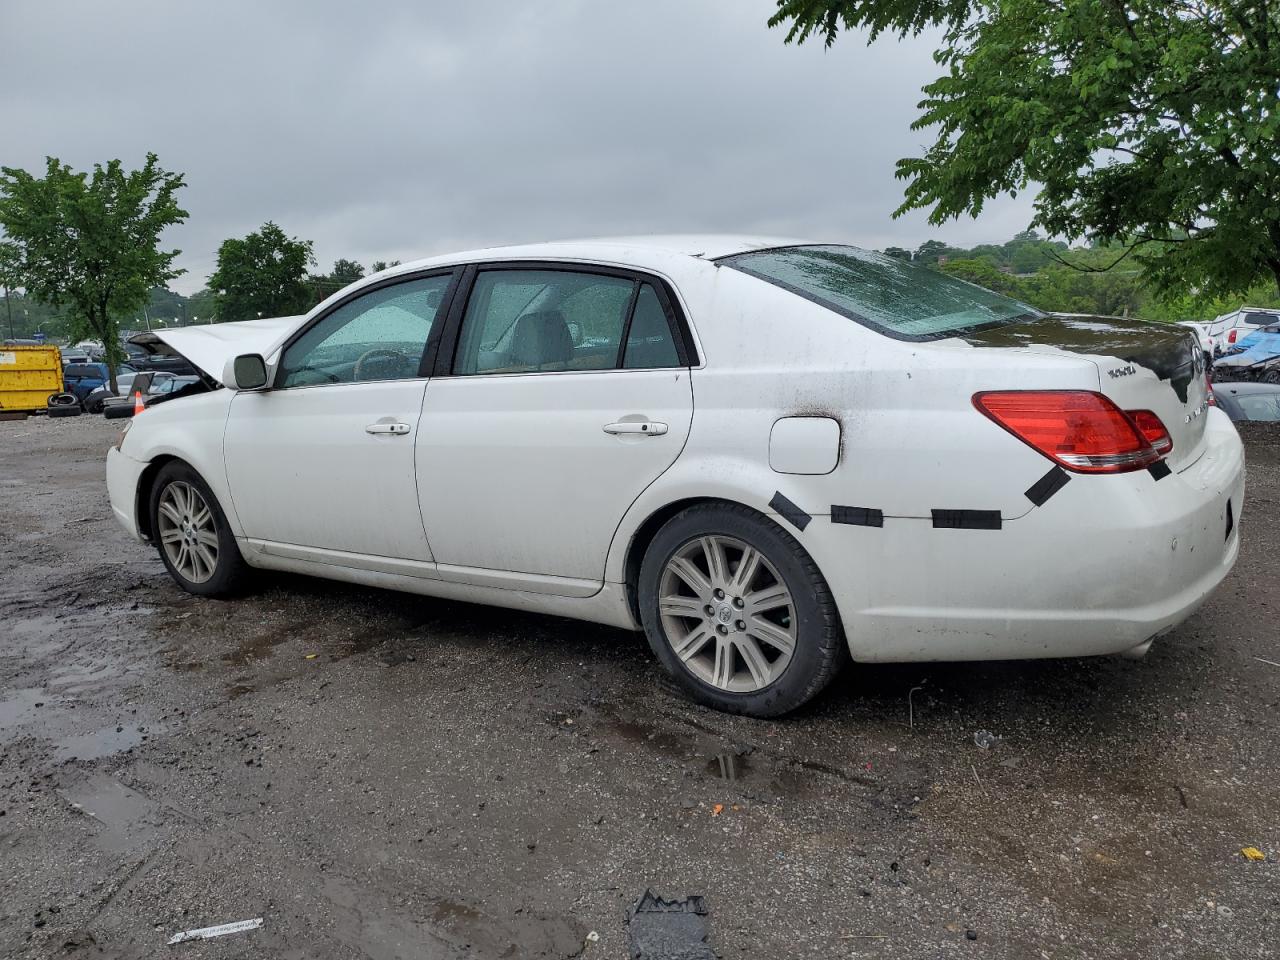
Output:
[638, 503, 844, 717]
[150, 462, 250, 597]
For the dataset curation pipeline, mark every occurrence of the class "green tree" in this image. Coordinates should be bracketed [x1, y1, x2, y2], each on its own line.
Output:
[370, 259, 402, 273]
[882, 246, 912, 261]
[771, 1, 1280, 299]
[0, 154, 187, 391]
[209, 222, 314, 322]
[329, 258, 365, 284]
[914, 239, 952, 264]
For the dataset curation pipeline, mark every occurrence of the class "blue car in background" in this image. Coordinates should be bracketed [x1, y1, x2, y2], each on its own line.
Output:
[1214, 324, 1280, 382]
[61, 362, 134, 407]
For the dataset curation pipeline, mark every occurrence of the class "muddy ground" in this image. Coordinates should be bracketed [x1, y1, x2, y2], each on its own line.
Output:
[1, 415, 1277, 960]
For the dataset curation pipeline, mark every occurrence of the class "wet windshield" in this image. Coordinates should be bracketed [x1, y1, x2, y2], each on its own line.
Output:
[718, 244, 1041, 340]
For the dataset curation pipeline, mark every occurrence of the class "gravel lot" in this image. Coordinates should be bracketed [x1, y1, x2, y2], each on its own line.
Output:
[1, 414, 1277, 959]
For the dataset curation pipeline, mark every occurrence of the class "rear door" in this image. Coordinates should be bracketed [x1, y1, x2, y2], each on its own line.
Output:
[223, 270, 458, 562]
[416, 264, 694, 594]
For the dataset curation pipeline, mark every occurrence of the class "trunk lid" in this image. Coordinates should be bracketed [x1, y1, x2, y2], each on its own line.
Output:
[129, 316, 302, 384]
[965, 314, 1210, 471]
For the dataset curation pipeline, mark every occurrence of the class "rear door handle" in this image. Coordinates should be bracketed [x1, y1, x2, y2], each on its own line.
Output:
[366, 422, 411, 435]
[603, 420, 667, 436]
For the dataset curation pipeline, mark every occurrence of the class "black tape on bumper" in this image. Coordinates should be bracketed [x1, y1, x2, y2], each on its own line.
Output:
[831, 505, 885, 527]
[769, 491, 811, 532]
[1025, 466, 1071, 506]
[932, 509, 1002, 530]
[1149, 460, 1172, 481]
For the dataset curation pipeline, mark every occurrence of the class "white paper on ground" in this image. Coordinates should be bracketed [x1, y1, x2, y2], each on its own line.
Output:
[166, 917, 263, 945]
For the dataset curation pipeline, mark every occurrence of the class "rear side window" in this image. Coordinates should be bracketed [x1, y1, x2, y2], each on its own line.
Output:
[719, 245, 1040, 341]
[453, 270, 683, 375]
[623, 283, 680, 369]
[1244, 311, 1280, 325]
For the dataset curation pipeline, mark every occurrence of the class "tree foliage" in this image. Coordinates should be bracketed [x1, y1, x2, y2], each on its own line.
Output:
[209, 222, 314, 322]
[771, 1, 1280, 298]
[0, 154, 187, 388]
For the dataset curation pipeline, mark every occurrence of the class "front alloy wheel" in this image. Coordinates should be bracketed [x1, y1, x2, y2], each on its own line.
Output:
[149, 462, 250, 597]
[156, 481, 220, 584]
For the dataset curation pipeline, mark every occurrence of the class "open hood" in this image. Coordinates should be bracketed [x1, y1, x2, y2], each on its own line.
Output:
[129, 316, 303, 382]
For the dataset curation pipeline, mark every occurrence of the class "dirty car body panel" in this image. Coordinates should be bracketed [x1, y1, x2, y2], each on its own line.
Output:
[106, 236, 1244, 678]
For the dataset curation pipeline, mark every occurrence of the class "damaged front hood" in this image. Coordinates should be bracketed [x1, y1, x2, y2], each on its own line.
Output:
[130, 316, 303, 382]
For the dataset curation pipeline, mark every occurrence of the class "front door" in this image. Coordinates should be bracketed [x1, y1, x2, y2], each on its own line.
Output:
[223, 270, 457, 562]
[417, 266, 694, 592]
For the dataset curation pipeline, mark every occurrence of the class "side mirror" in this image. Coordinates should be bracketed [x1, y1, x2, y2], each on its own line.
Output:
[223, 353, 269, 391]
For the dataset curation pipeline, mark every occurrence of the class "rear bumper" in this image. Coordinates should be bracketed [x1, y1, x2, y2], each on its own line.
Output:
[822, 409, 1244, 662]
[106, 446, 148, 541]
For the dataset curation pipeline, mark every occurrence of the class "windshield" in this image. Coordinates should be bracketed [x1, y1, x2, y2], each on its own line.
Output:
[718, 245, 1041, 340]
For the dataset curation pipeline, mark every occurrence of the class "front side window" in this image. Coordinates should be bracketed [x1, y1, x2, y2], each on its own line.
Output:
[278, 273, 452, 388]
[719, 245, 1040, 341]
[453, 269, 681, 375]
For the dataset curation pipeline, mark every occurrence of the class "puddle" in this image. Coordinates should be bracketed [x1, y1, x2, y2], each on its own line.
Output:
[0, 687, 61, 736]
[706, 751, 753, 781]
[57, 773, 166, 851]
[604, 717, 695, 757]
[54, 723, 159, 762]
[223, 630, 291, 665]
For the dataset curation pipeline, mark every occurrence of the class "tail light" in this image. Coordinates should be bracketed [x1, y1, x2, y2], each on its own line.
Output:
[1128, 409, 1174, 455]
[1207, 383, 1217, 406]
[973, 391, 1164, 474]
[1228, 329, 1238, 344]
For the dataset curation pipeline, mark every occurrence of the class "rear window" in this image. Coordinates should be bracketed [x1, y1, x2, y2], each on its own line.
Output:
[718, 245, 1040, 340]
[1244, 311, 1280, 325]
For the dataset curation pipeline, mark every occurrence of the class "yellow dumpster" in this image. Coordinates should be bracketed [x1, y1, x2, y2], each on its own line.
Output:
[0, 344, 64, 413]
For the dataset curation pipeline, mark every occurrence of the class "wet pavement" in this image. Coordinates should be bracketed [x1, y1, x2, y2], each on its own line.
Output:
[1, 415, 1278, 959]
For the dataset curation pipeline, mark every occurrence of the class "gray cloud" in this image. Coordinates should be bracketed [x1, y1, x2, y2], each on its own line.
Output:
[2, 0, 1037, 294]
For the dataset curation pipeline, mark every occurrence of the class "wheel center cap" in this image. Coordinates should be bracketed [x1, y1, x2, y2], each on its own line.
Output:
[716, 603, 734, 624]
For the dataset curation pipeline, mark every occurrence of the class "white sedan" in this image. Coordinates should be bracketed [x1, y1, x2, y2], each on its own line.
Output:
[107, 237, 1244, 716]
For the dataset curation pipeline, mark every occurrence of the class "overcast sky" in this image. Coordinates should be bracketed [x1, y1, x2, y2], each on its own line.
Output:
[3, 0, 1037, 295]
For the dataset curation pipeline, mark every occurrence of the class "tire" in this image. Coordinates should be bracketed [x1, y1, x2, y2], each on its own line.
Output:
[102, 403, 133, 420]
[1263, 371, 1280, 385]
[148, 461, 251, 597]
[86, 396, 106, 414]
[637, 502, 844, 717]
[47, 405, 82, 418]
[48, 392, 79, 406]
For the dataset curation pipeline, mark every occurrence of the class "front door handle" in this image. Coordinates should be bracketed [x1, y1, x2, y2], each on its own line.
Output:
[603, 420, 667, 437]
[366, 422, 411, 436]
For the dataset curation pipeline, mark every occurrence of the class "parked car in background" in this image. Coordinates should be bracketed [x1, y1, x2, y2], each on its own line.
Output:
[106, 237, 1243, 717]
[1213, 382, 1280, 422]
[101, 373, 200, 418]
[1213, 323, 1280, 382]
[62, 362, 134, 408]
[83, 370, 178, 414]
[124, 341, 197, 376]
[1199, 307, 1280, 357]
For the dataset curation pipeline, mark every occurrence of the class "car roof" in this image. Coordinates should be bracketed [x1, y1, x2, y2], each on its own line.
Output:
[380, 234, 813, 276]
[1217, 382, 1280, 396]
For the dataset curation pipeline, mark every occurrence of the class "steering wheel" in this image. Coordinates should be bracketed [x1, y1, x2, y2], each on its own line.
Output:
[353, 348, 410, 382]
